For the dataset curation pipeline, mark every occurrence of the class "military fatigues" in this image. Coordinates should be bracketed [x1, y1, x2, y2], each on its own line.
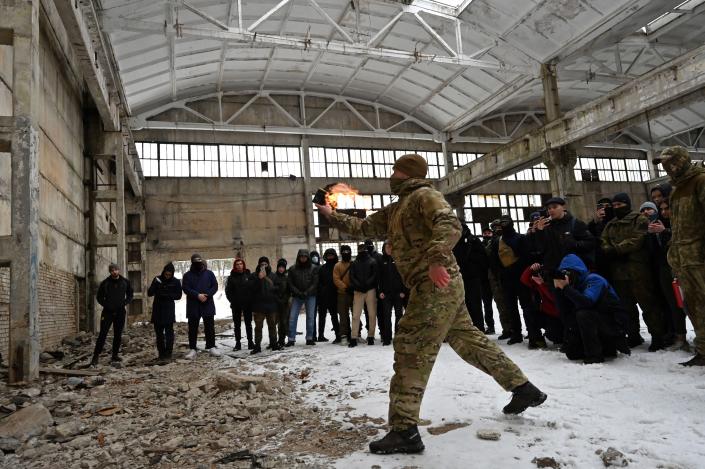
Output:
[601, 212, 667, 343]
[329, 178, 528, 430]
[667, 162, 705, 356]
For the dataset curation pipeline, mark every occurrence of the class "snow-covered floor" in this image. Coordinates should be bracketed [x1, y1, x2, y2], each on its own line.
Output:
[192, 308, 705, 469]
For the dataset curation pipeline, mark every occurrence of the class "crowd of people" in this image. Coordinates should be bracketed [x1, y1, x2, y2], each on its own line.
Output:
[89, 146, 704, 370]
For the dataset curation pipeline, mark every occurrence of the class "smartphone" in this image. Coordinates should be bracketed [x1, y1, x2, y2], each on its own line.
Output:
[312, 188, 328, 205]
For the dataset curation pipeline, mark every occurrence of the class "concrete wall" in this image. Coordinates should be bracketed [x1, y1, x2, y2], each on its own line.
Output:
[0, 267, 8, 361]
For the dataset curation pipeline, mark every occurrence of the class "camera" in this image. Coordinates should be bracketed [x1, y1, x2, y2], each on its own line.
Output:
[312, 188, 328, 205]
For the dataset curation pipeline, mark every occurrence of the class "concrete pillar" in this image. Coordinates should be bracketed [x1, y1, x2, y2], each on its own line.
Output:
[4, 0, 41, 383]
[300, 137, 316, 251]
[441, 140, 453, 174]
[645, 149, 659, 180]
[104, 131, 126, 272]
[541, 63, 561, 122]
[543, 146, 588, 221]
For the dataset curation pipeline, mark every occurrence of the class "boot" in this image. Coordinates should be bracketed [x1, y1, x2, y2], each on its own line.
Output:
[628, 334, 645, 348]
[648, 337, 665, 352]
[250, 344, 262, 355]
[247, 340, 255, 350]
[680, 353, 705, 367]
[503, 381, 547, 415]
[317, 335, 329, 342]
[507, 334, 523, 345]
[369, 425, 424, 455]
[348, 338, 357, 348]
[332, 336, 342, 344]
[528, 338, 547, 350]
[498, 331, 512, 340]
[285, 341, 295, 347]
[485, 328, 496, 335]
[382, 340, 391, 346]
[305, 339, 316, 346]
[583, 356, 605, 365]
[111, 355, 122, 363]
[367, 337, 375, 346]
[669, 334, 691, 352]
[234, 341, 242, 351]
[90, 355, 99, 368]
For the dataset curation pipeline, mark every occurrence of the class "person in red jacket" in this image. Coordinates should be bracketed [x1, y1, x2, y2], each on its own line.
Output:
[520, 263, 564, 348]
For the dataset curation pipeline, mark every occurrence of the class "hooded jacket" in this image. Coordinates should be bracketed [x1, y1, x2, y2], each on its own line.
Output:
[182, 262, 218, 318]
[328, 178, 460, 288]
[534, 212, 595, 270]
[147, 263, 182, 325]
[557, 254, 628, 329]
[318, 248, 338, 300]
[225, 260, 253, 307]
[288, 249, 319, 298]
[667, 164, 705, 271]
[600, 211, 651, 281]
[97, 274, 134, 313]
[350, 250, 379, 292]
[453, 225, 489, 279]
[250, 263, 279, 314]
[378, 242, 406, 297]
[273, 259, 289, 304]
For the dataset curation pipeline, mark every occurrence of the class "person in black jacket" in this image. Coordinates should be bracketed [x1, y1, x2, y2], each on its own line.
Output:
[317, 248, 341, 342]
[378, 242, 407, 346]
[287, 249, 319, 346]
[534, 197, 596, 272]
[350, 243, 379, 347]
[273, 259, 290, 347]
[147, 262, 182, 363]
[250, 257, 280, 354]
[480, 228, 496, 335]
[454, 223, 490, 332]
[91, 263, 134, 367]
[225, 259, 254, 351]
[587, 197, 615, 280]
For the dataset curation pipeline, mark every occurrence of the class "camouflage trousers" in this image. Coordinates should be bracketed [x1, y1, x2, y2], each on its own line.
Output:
[388, 275, 528, 430]
[679, 267, 705, 355]
[489, 271, 511, 334]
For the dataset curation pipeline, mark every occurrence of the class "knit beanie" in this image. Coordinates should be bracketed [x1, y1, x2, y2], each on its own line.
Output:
[393, 154, 428, 179]
[163, 262, 175, 273]
[639, 201, 658, 212]
[612, 193, 632, 208]
[258, 256, 270, 266]
[277, 258, 287, 269]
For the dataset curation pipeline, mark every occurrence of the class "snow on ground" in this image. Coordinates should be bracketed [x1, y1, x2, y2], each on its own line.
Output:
[198, 308, 705, 469]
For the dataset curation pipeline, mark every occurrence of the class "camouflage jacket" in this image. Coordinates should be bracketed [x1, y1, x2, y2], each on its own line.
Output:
[328, 178, 461, 288]
[600, 211, 650, 280]
[668, 164, 705, 271]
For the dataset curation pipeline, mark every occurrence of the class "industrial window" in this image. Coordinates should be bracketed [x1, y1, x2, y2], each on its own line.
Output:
[503, 163, 550, 181]
[575, 157, 652, 182]
[641, 0, 705, 34]
[350, 149, 374, 178]
[372, 150, 396, 178]
[136, 143, 301, 178]
[325, 148, 351, 178]
[463, 193, 545, 235]
[452, 152, 482, 169]
[312, 193, 393, 240]
[309, 147, 445, 179]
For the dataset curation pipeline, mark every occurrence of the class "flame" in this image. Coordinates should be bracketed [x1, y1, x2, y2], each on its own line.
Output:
[325, 183, 360, 210]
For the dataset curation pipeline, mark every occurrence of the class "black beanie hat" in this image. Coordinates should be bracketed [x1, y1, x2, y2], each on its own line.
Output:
[612, 192, 632, 207]
[597, 197, 612, 205]
[277, 258, 287, 268]
[258, 256, 270, 266]
[163, 262, 175, 273]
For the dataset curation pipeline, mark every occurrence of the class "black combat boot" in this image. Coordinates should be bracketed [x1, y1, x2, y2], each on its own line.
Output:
[498, 331, 512, 340]
[485, 328, 496, 335]
[528, 338, 547, 350]
[285, 340, 295, 347]
[681, 353, 705, 367]
[305, 339, 316, 346]
[503, 381, 547, 415]
[648, 337, 665, 352]
[507, 334, 523, 345]
[89, 354, 99, 368]
[247, 340, 255, 350]
[234, 341, 242, 351]
[628, 334, 645, 348]
[369, 425, 424, 454]
[250, 344, 262, 355]
[348, 338, 357, 348]
[317, 335, 329, 342]
[332, 336, 342, 344]
[367, 337, 375, 345]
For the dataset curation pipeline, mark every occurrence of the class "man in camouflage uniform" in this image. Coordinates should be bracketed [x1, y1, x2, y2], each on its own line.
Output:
[601, 192, 668, 351]
[653, 146, 705, 366]
[316, 154, 546, 454]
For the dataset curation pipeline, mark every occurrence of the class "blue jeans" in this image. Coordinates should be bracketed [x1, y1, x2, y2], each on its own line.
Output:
[288, 295, 317, 342]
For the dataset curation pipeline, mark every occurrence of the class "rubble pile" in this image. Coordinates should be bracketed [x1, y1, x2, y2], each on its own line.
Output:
[0, 321, 378, 468]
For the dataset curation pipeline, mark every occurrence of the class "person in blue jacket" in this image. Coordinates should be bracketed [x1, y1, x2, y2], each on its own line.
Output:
[553, 254, 631, 364]
[182, 253, 221, 359]
[147, 262, 182, 363]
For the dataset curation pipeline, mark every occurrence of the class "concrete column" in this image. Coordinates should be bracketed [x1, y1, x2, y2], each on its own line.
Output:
[541, 63, 561, 122]
[645, 149, 659, 180]
[542, 146, 588, 221]
[441, 140, 453, 174]
[300, 137, 316, 250]
[4, 0, 41, 383]
[105, 131, 127, 272]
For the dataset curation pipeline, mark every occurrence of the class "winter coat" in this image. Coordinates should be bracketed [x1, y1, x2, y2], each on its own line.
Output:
[182, 265, 218, 318]
[147, 271, 182, 325]
[667, 164, 705, 272]
[492, 227, 528, 273]
[97, 275, 133, 313]
[318, 249, 338, 301]
[601, 211, 651, 281]
[333, 261, 352, 294]
[225, 270, 253, 307]
[288, 249, 319, 298]
[453, 226, 489, 279]
[273, 271, 289, 304]
[350, 251, 379, 292]
[558, 255, 628, 329]
[329, 178, 461, 288]
[250, 266, 279, 314]
[519, 266, 558, 318]
[534, 212, 595, 270]
[378, 253, 407, 297]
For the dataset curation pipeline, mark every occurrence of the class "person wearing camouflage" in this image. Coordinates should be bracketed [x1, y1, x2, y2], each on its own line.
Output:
[653, 146, 705, 367]
[316, 153, 546, 454]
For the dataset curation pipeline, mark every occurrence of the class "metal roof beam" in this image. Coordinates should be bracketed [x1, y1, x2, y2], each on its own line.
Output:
[247, 0, 291, 32]
[440, 42, 705, 196]
[308, 0, 354, 44]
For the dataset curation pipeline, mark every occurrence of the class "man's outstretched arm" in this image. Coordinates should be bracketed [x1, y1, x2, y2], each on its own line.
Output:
[316, 203, 391, 239]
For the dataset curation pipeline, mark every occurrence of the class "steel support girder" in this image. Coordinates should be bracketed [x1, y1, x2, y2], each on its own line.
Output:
[440, 43, 705, 196]
[100, 15, 534, 75]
